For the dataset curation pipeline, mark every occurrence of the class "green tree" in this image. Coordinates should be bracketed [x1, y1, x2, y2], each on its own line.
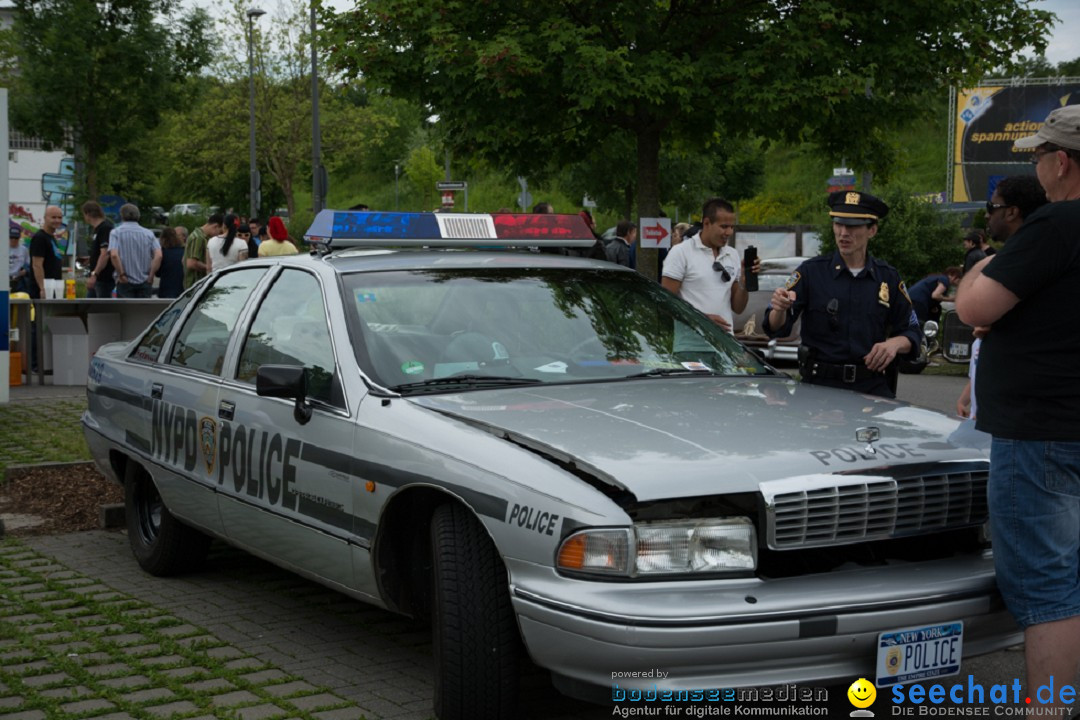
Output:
[151, 80, 251, 210]
[404, 145, 442, 210]
[996, 54, 1080, 79]
[326, 0, 1050, 277]
[9, 0, 211, 198]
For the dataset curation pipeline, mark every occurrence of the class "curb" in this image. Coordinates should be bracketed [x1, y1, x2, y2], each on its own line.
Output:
[4, 460, 98, 481]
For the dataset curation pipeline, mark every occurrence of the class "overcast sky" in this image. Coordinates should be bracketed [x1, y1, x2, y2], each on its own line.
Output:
[1041, 0, 1080, 65]
[191, 0, 1080, 67]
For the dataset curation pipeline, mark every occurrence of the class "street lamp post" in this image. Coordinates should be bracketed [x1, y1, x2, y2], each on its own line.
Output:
[310, 1, 324, 214]
[246, 7, 266, 221]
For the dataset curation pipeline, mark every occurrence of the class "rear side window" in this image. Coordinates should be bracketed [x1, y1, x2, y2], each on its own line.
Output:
[130, 291, 195, 363]
[169, 268, 265, 376]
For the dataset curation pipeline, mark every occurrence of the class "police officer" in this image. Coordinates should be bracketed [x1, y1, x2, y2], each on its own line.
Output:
[763, 191, 920, 398]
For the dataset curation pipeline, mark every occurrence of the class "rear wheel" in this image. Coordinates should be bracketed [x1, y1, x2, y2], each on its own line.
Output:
[431, 503, 519, 720]
[125, 462, 210, 576]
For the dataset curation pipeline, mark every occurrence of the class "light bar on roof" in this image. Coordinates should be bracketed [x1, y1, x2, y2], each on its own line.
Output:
[304, 210, 596, 248]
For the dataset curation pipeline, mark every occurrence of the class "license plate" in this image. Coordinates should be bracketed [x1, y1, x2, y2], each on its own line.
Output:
[876, 622, 963, 687]
[949, 342, 970, 358]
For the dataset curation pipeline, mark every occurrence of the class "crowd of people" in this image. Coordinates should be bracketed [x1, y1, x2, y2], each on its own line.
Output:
[5, 203, 300, 302]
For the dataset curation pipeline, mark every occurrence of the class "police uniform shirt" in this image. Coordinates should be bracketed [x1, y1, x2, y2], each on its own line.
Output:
[763, 250, 920, 366]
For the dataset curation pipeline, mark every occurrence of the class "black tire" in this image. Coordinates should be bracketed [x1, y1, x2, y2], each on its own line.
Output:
[431, 503, 519, 720]
[124, 462, 210, 576]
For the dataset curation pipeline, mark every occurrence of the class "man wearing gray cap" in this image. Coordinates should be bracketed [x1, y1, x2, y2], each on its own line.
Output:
[955, 104, 1080, 708]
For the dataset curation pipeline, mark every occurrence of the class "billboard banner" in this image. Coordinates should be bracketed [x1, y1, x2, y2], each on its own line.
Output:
[952, 82, 1080, 202]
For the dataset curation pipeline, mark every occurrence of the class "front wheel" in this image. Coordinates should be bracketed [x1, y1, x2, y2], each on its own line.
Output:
[125, 462, 210, 576]
[431, 503, 519, 720]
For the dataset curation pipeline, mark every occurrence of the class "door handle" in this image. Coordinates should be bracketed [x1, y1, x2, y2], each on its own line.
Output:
[218, 400, 235, 420]
[151, 383, 163, 399]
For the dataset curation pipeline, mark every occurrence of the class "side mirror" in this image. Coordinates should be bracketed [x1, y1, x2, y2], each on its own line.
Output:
[256, 365, 313, 425]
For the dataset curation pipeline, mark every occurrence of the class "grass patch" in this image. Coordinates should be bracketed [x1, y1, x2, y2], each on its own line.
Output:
[0, 541, 364, 719]
[922, 358, 970, 377]
[0, 399, 91, 472]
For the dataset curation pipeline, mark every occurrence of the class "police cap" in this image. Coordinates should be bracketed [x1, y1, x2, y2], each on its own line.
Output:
[827, 191, 889, 226]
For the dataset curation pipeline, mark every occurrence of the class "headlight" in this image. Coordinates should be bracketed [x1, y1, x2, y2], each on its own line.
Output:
[923, 320, 939, 338]
[557, 518, 756, 578]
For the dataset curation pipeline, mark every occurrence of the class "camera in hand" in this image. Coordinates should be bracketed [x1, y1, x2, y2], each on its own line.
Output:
[743, 245, 758, 292]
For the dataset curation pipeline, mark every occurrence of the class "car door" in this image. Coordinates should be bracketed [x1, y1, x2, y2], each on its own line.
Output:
[219, 266, 356, 588]
[146, 267, 269, 535]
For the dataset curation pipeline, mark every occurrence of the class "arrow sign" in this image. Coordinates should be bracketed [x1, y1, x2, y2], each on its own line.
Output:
[640, 217, 671, 249]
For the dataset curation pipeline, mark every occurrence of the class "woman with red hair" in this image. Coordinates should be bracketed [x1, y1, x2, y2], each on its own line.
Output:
[258, 216, 299, 257]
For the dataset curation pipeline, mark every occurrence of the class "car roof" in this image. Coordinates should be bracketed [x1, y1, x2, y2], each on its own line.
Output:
[237, 247, 628, 275]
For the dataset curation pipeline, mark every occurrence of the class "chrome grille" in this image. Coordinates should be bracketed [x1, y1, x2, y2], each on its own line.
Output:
[762, 470, 988, 550]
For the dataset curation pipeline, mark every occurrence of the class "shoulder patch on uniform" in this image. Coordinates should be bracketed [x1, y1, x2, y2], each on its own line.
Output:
[899, 280, 912, 306]
[785, 271, 801, 290]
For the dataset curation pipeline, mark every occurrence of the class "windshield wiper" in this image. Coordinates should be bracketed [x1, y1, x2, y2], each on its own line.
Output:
[623, 367, 723, 379]
[393, 375, 544, 392]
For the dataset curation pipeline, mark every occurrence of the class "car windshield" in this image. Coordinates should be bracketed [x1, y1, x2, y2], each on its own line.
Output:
[342, 267, 772, 394]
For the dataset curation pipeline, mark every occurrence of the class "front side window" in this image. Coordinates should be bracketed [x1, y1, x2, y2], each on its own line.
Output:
[342, 268, 770, 394]
[237, 269, 337, 404]
[169, 268, 266, 376]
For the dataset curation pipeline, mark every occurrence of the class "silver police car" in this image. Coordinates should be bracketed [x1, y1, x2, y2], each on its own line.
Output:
[83, 211, 1019, 719]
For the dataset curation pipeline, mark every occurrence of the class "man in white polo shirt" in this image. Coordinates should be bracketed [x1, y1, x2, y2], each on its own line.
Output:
[661, 197, 753, 332]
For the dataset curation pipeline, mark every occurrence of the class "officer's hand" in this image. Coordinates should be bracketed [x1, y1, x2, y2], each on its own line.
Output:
[770, 288, 795, 311]
[706, 313, 732, 332]
[863, 341, 897, 372]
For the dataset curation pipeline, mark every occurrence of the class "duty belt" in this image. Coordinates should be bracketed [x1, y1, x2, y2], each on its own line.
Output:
[803, 359, 880, 384]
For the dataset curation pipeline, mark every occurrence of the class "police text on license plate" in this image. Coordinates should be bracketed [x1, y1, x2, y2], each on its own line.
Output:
[876, 622, 963, 687]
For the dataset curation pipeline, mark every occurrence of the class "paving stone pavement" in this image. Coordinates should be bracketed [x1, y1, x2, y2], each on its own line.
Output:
[3, 530, 608, 720]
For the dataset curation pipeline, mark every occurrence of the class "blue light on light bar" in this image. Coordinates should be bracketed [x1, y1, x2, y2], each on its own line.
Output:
[304, 210, 595, 249]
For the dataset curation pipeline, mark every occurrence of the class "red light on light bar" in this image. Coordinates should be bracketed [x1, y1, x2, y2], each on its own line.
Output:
[493, 213, 594, 241]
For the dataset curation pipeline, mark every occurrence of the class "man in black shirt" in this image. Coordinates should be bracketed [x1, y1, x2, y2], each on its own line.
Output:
[29, 205, 63, 299]
[956, 104, 1080, 710]
[82, 201, 115, 298]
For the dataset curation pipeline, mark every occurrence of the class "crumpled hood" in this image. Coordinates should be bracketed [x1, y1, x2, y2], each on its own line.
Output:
[408, 376, 985, 501]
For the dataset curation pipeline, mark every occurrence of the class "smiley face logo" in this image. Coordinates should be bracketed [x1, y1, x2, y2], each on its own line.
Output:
[847, 677, 877, 709]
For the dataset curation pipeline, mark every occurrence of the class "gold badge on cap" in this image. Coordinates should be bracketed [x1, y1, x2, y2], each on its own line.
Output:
[878, 282, 890, 307]
[846, 192, 861, 205]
